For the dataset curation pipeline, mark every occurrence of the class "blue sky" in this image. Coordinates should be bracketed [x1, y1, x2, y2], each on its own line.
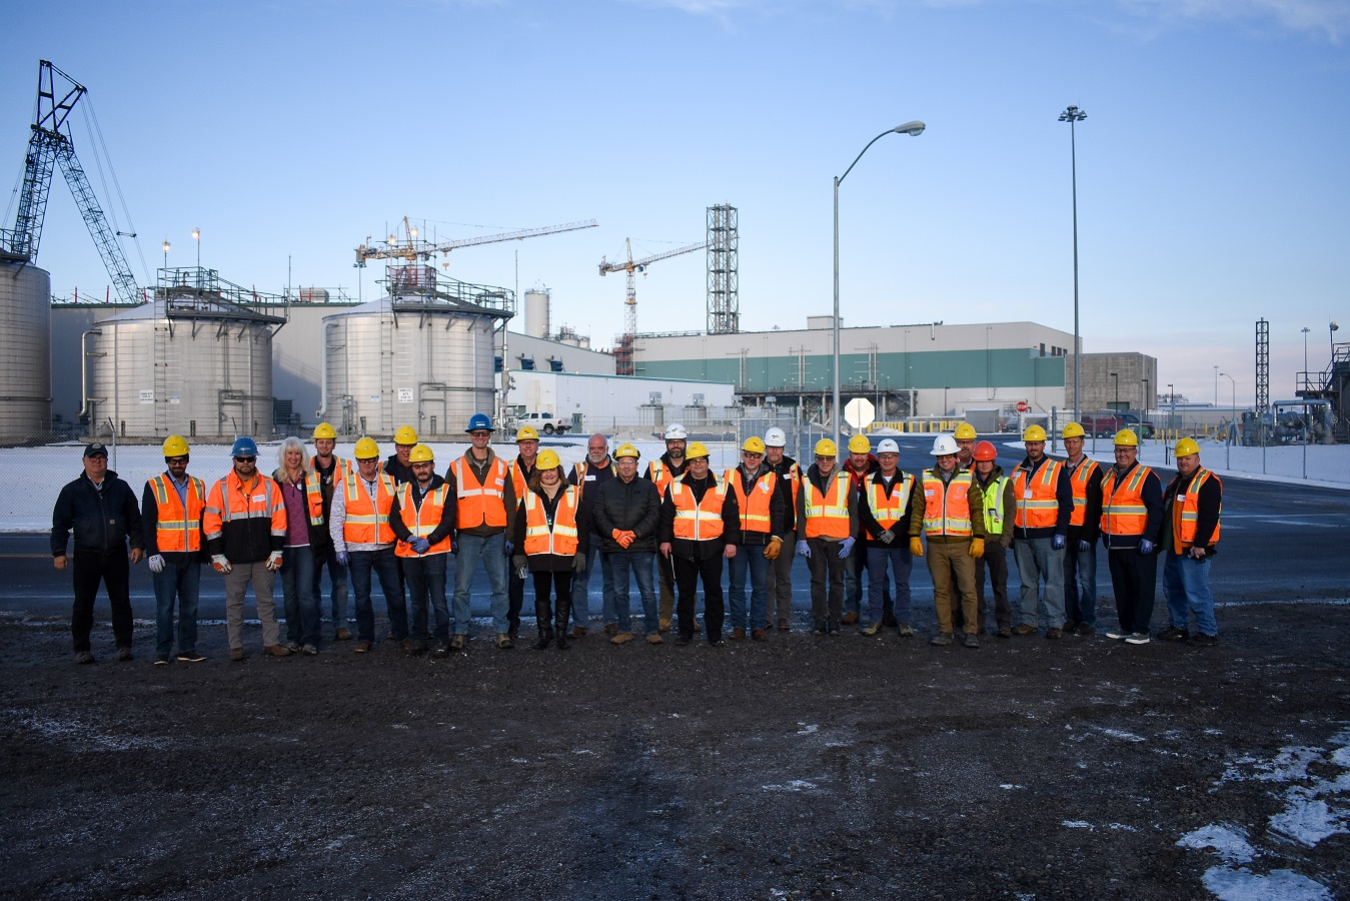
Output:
[4, 0, 1347, 406]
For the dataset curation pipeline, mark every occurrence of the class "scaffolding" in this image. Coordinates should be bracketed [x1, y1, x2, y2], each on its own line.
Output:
[706, 204, 738, 334]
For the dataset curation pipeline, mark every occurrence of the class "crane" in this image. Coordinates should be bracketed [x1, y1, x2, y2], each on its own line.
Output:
[354, 218, 598, 268]
[2, 60, 141, 304]
[599, 238, 707, 338]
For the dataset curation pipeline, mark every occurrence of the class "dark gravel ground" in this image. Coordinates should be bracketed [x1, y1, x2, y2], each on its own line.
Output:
[2, 599, 1347, 900]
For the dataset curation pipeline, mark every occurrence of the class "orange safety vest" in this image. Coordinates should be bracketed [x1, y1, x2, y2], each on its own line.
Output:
[522, 486, 580, 557]
[394, 482, 452, 557]
[147, 472, 206, 553]
[864, 471, 916, 540]
[511, 458, 534, 508]
[670, 474, 728, 541]
[922, 470, 974, 537]
[280, 472, 325, 528]
[1172, 467, 1221, 552]
[727, 467, 778, 535]
[1100, 463, 1154, 537]
[773, 459, 803, 519]
[1012, 458, 1065, 529]
[1067, 458, 1099, 527]
[803, 470, 851, 540]
[203, 471, 287, 544]
[311, 454, 353, 485]
[342, 471, 398, 545]
[451, 455, 508, 529]
[572, 458, 613, 504]
[648, 459, 682, 503]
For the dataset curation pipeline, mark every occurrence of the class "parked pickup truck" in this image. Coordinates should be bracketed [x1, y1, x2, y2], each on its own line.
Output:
[513, 412, 571, 436]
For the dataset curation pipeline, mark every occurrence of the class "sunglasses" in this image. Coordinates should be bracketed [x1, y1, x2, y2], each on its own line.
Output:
[235, 456, 257, 463]
[470, 431, 490, 438]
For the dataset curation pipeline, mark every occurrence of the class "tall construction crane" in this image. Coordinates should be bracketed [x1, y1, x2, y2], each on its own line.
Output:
[354, 218, 598, 268]
[1, 60, 141, 304]
[599, 238, 707, 338]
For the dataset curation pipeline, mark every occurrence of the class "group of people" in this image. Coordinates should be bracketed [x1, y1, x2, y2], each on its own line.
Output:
[49, 417, 1223, 664]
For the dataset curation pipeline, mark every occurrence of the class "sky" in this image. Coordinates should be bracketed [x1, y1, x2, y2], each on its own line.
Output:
[4, 0, 1348, 408]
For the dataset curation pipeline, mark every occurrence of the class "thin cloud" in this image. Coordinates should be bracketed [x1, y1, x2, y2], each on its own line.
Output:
[1117, 0, 1350, 42]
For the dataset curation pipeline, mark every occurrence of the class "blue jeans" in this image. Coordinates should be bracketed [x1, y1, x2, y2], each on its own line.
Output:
[1063, 540, 1098, 627]
[1163, 551, 1217, 636]
[152, 556, 201, 658]
[348, 547, 407, 643]
[404, 552, 451, 640]
[866, 544, 912, 625]
[312, 541, 349, 629]
[452, 532, 509, 634]
[1013, 536, 1066, 627]
[727, 543, 770, 631]
[607, 551, 658, 631]
[576, 535, 616, 626]
[281, 545, 321, 646]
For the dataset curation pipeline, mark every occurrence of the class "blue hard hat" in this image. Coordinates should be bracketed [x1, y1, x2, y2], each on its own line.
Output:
[231, 436, 259, 458]
[466, 413, 494, 433]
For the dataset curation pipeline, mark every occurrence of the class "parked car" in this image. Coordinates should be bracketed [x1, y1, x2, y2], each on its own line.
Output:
[1081, 412, 1126, 438]
[514, 411, 571, 435]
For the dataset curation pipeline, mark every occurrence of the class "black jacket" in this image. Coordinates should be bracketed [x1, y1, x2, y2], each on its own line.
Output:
[591, 475, 661, 554]
[52, 470, 143, 556]
[658, 471, 741, 560]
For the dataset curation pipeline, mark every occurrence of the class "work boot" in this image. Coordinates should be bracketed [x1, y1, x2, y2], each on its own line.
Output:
[604, 623, 619, 636]
[658, 618, 671, 633]
[335, 627, 353, 641]
[963, 632, 981, 649]
[897, 623, 914, 638]
[777, 618, 790, 632]
[449, 634, 467, 651]
[750, 628, 767, 641]
[647, 632, 664, 645]
[263, 644, 291, 657]
[611, 632, 634, 645]
[496, 633, 514, 650]
[533, 631, 552, 650]
[1157, 626, 1189, 642]
[556, 600, 572, 649]
[930, 632, 954, 647]
[1013, 624, 1038, 636]
[860, 622, 883, 637]
[730, 627, 746, 641]
[841, 611, 859, 625]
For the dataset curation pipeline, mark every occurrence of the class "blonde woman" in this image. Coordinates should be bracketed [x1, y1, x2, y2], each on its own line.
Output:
[511, 449, 587, 650]
[273, 437, 325, 654]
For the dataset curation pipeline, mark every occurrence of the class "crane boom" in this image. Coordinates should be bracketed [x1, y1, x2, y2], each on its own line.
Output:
[355, 219, 598, 267]
[598, 240, 707, 276]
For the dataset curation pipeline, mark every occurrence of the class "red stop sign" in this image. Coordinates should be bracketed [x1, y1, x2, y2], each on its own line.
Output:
[1016, 401, 1029, 413]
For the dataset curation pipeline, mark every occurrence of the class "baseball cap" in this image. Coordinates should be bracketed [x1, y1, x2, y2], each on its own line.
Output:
[83, 442, 108, 458]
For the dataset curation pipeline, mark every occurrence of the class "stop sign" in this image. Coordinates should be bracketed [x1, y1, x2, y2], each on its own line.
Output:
[1016, 400, 1029, 413]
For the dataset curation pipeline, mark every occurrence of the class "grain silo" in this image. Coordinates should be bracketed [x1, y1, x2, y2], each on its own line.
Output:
[83, 269, 285, 439]
[321, 265, 512, 437]
[0, 262, 52, 442]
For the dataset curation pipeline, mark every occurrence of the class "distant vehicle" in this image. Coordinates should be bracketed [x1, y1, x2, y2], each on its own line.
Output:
[515, 411, 571, 435]
[1081, 412, 1126, 438]
[1116, 410, 1156, 439]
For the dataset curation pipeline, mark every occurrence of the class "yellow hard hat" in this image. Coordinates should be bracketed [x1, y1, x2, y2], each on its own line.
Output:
[516, 425, 539, 442]
[354, 437, 380, 459]
[742, 436, 766, 455]
[954, 422, 977, 440]
[312, 422, 337, 440]
[162, 435, 189, 457]
[1023, 425, 1047, 442]
[685, 441, 710, 460]
[814, 438, 837, 457]
[394, 425, 418, 446]
[847, 434, 872, 454]
[613, 443, 641, 459]
[409, 443, 435, 463]
[1113, 428, 1139, 447]
[1061, 422, 1086, 439]
[1175, 437, 1200, 458]
[537, 449, 562, 470]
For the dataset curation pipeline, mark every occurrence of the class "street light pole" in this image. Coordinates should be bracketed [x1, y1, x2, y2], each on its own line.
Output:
[1302, 326, 1311, 376]
[1060, 105, 1087, 425]
[833, 120, 925, 450]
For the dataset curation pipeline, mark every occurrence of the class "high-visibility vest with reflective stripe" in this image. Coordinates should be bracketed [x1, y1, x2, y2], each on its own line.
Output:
[864, 471, 916, 539]
[1100, 464, 1154, 537]
[311, 455, 352, 486]
[1067, 458, 1099, 527]
[1172, 467, 1221, 552]
[148, 473, 206, 552]
[511, 459, 533, 508]
[803, 470, 851, 540]
[980, 474, 1008, 537]
[727, 467, 777, 535]
[522, 486, 580, 557]
[342, 471, 398, 545]
[922, 470, 974, 537]
[1012, 458, 1065, 529]
[451, 455, 508, 529]
[670, 475, 728, 541]
[282, 473, 325, 528]
[204, 472, 288, 543]
[394, 482, 452, 557]
[648, 459, 682, 503]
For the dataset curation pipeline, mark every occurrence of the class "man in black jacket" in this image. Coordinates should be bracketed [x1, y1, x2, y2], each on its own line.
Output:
[592, 443, 662, 644]
[51, 443, 144, 664]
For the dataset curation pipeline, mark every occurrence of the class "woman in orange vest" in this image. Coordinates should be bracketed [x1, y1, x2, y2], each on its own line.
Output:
[511, 449, 587, 650]
[273, 437, 326, 655]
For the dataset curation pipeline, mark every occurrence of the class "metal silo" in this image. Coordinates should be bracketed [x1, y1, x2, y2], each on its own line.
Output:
[524, 288, 550, 339]
[0, 262, 51, 442]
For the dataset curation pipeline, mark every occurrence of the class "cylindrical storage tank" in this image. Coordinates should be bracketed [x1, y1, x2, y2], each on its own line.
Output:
[321, 296, 497, 439]
[86, 298, 274, 439]
[524, 289, 550, 339]
[0, 263, 52, 442]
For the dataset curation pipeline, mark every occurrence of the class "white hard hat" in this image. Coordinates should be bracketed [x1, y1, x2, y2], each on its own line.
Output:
[764, 427, 787, 447]
[930, 433, 959, 456]
[876, 439, 900, 455]
[664, 423, 688, 440]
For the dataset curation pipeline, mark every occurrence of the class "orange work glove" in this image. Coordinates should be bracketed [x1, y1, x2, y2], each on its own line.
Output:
[763, 536, 782, 560]
[909, 537, 925, 558]
[618, 531, 635, 549]
[969, 537, 985, 559]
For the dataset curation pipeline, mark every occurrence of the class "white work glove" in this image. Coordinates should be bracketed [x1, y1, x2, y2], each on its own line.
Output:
[212, 554, 232, 574]
[147, 554, 166, 574]
[265, 550, 284, 571]
[878, 530, 895, 545]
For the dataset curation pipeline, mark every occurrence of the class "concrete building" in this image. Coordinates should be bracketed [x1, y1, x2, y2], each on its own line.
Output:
[504, 370, 736, 434]
[1066, 352, 1159, 414]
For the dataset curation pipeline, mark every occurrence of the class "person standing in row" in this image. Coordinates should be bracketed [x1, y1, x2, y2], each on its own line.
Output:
[390, 444, 455, 656]
[841, 434, 881, 626]
[141, 436, 206, 665]
[947, 422, 979, 630]
[1100, 429, 1163, 645]
[660, 441, 739, 646]
[857, 439, 917, 638]
[761, 427, 800, 632]
[506, 425, 541, 640]
[725, 436, 787, 641]
[309, 423, 352, 641]
[52, 442, 144, 664]
[1010, 424, 1072, 639]
[446, 414, 516, 650]
[592, 444, 662, 645]
[1060, 422, 1103, 636]
[570, 433, 616, 637]
[383, 425, 418, 639]
[512, 450, 586, 650]
[204, 437, 289, 661]
[910, 433, 985, 649]
[646, 423, 690, 632]
[273, 437, 325, 655]
[970, 440, 1015, 638]
[796, 439, 856, 636]
[1160, 438, 1222, 646]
